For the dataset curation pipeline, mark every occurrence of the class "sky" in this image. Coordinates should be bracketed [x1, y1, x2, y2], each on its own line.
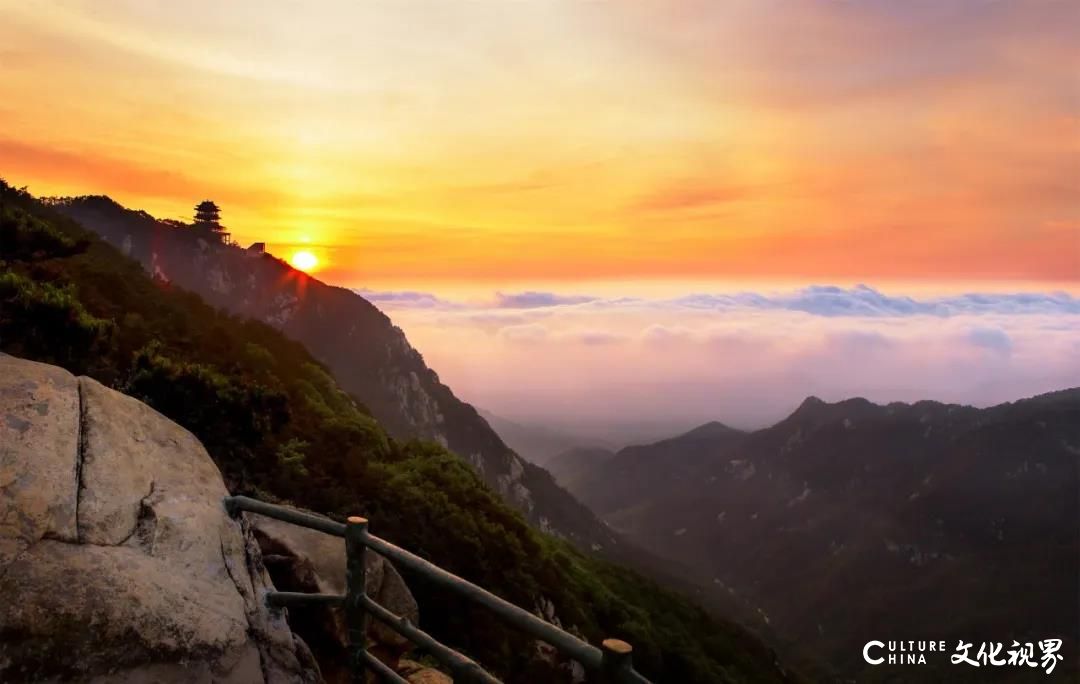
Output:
[0, 0, 1076, 288]
[1, 1, 1077, 434]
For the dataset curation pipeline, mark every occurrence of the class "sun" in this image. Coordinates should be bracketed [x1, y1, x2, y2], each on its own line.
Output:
[290, 250, 318, 273]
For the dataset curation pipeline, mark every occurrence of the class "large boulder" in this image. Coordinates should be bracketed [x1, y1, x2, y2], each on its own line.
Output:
[0, 354, 321, 683]
[251, 512, 420, 681]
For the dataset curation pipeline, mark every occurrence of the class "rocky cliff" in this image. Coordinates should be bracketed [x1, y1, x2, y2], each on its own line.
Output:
[0, 353, 440, 683]
[53, 197, 620, 554]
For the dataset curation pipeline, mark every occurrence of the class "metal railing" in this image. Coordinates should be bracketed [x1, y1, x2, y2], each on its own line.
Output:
[224, 495, 651, 684]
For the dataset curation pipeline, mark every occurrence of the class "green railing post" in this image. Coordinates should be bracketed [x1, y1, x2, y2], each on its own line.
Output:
[345, 516, 369, 684]
[600, 638, 633, 683]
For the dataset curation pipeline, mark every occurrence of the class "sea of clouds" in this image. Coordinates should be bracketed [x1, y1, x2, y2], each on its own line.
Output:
[355, 285, 1080, 435]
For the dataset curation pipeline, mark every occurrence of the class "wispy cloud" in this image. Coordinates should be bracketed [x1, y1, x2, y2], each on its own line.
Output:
[967, 326, 1013, 356]
[363, 284, 1080, 317]
[633, 180, 758, 213]
[670, 285, 1080, 317]
[494, 291, 597, 309]
[353, 288, 460, 310]
[498, 323, 549, 344]
[574, 330, 626, 346]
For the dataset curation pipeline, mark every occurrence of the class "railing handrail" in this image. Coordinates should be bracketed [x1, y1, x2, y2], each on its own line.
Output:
[224, 495, 651, 683]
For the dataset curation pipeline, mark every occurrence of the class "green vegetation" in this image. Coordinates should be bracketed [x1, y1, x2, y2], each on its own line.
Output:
[1, 180, 789, 683]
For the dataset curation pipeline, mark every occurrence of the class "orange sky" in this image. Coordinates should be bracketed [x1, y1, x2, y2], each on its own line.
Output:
[0, 0, 1076, 287]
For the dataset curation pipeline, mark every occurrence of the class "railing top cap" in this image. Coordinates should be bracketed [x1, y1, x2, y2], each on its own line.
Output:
[602, 638, 633, 655]
[347, 516, 369, 525]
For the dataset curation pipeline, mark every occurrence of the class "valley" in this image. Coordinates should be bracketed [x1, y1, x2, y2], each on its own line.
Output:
[544, 394, 1080, 679]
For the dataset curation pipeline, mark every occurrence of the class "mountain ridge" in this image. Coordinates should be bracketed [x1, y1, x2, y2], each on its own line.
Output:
[51, 195, 623, 554]
[553, 387, 1080, 679]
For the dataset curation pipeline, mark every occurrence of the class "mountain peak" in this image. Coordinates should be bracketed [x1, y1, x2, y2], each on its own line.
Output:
[791, 395, 828, 417]
[682, 420, 743, 439]
[786, 395, 882, 425]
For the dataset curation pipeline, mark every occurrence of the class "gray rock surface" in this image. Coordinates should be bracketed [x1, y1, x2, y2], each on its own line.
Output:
[252, 512, 420, 662]
[0, 356, 79, 568]
[0, 354, 320, 683]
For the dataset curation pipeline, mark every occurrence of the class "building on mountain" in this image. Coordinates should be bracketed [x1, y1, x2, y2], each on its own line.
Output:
[191, 199, 231, 245]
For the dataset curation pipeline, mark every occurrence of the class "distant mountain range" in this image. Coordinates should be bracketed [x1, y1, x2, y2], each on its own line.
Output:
[53, 196, 622, 554]
[478, 409, 703, 468]
[549, 392, 1080, 678]
[477, 409, 616, 466]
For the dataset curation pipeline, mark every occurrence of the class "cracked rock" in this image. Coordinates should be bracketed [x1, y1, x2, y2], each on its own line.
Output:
[0, 353, 321, 683]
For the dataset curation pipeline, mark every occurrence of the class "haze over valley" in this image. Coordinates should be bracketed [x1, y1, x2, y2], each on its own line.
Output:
[372, 282, 1080, 443]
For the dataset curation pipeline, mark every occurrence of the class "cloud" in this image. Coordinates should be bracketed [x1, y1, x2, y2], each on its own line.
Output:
[446, 311, 532, 327]
[354, 289, 459, 309]
[494, 291, 597, 309]
[670, 285, 1080, 317]
[396, 284, 1071, 319]
[0, 138, 203, 200]
[573, 330, 626, 346]
[365, 284, 1080, 319]
[378, 283, 1080, 433]
[498, 324, 549, 344]
[824, 330, 895, 353]
[640, 324, 693, 346]
[0, 138, 287, 210]
[967, 326, 1013, 355]
[633, 180, 756, 213]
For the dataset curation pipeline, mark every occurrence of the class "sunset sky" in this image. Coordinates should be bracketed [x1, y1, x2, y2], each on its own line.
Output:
[1, 0, 1076, 289]
[2, 1, 1077, 431]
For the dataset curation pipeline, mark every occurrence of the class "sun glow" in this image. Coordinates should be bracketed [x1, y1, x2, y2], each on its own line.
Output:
[290, 250, 318, 273]
[0, 2, 1073, 284]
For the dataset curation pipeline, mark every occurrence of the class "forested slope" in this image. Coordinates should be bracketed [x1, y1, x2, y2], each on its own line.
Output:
[0, 180, 796, 684]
